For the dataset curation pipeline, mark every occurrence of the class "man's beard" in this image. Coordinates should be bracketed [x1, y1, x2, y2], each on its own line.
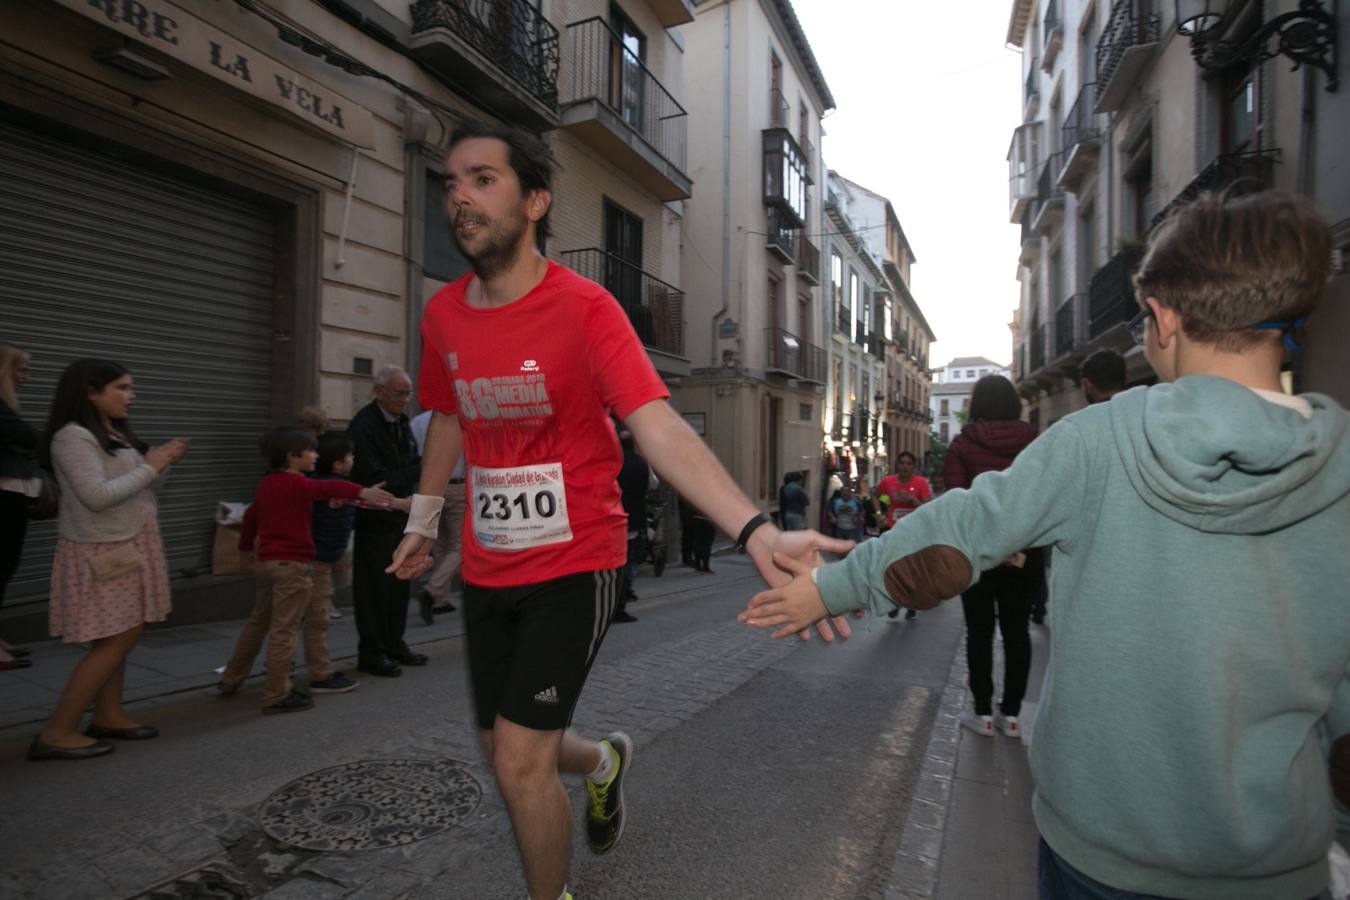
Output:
[452, 209, 530, 280]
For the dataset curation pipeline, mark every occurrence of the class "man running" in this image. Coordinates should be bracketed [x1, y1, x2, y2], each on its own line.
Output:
[387, 120, 852, 900]
[876, 451, 932, 620]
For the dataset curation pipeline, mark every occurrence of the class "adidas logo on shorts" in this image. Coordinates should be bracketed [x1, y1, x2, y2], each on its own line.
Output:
[534, 686, 560, 705]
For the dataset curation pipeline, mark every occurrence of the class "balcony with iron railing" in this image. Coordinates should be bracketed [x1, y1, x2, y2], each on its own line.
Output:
[865, 331, 883, 359]
[765, 328, 827, 384]
[1088, 243, 1146, 340]
[1031, 151, 1065, 235]
[410, 0, 560, 130]
[1149, 149, 1281, 229]
[1043, 0, 1064, 70]
[1029, 322, 1047, 373]
[765, 206, 797, 264]
[795, 232, 820, 284]
[834, 303, 852, 337]
[559, 17, 690, 201]
[560, 248, 685, 359]
[1008, 123, 1040, 223]
[853, 318, 866, 347]
[1095, 0, 1161, 113]
[763, 126, 809, 228]
[1019, 214, 1041, 267]
[1024, 57, 1041, 119]
[1052, 293, 1087, 368]
[1059, 83, 1101, 191]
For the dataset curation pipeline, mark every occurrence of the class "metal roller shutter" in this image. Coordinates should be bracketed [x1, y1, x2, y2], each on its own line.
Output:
[0, 119, 276, 606]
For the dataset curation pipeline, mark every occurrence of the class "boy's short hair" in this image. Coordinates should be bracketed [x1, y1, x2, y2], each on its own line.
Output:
[262, 427, 316, 471]
[1080, 350, 1127, 391]
[316, 431, 354, 474]
[897, 451, 917, 464]
[1133, 191, 1331, 351]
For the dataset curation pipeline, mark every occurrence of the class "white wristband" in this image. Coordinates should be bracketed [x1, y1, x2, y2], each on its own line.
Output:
[404, 493, 445, 539]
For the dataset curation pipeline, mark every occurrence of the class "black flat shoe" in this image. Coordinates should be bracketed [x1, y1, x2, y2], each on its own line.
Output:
[9, 646, 32, 658]
[0, 657, 32, 670]
[27, 739, 114, 761]
[392, 651, 428, 667]
[431, 602, 456, 613]
[85, 724, 159, 741]
[357, 660, 403, 677]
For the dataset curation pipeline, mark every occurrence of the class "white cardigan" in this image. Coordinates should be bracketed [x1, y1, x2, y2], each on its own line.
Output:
[50, 423, 161, 543]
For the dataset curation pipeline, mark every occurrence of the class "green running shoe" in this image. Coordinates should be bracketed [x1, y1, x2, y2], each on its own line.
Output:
[585, 731, 632, 854]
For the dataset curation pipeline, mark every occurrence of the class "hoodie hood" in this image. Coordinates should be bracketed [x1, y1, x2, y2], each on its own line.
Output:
[1108, 375, 1350, 533]
[958, 419, 1039, 461]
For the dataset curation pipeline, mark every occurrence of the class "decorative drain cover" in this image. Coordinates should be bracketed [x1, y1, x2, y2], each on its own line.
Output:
[259, 758, 482, 851]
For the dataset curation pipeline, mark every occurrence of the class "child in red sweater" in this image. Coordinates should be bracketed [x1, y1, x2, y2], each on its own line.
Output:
[221, 428, 394, 714]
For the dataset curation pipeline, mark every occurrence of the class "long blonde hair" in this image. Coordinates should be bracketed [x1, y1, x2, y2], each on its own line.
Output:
[0, 344, 27, 411]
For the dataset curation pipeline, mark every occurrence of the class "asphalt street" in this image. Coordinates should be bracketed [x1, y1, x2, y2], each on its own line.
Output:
[0, 556, 970, 900]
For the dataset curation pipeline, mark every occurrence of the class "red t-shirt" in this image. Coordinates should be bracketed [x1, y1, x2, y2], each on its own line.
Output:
[418, 262, 669, 587]
[875, 473, 932, 527]
[239, 471, 363, 562]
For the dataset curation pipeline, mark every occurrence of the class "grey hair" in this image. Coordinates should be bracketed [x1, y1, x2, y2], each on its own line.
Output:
[374, 364, 409, 386]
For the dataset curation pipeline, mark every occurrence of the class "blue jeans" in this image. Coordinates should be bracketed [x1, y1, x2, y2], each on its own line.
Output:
[1039, 840, 1170, 899]
[782, 511, 806, 531]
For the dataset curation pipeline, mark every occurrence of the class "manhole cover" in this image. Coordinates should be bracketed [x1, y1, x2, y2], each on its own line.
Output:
[259, 758, 482, 851]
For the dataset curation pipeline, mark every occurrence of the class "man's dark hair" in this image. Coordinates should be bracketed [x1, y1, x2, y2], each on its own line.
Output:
[1080, 350, 1127, 392]
[316, 431, 354, 474]
[968, 374, 1023, 423]
[262, 426, 317, 471]
[447, 119, 554, 243]
[897, 451, 917, 464]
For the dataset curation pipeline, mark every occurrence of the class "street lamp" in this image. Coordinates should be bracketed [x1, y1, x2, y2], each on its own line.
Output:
[1174, 0, 1338, 92]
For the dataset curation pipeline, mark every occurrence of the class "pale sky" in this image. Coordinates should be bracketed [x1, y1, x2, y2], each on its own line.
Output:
[792, 0, 1024, 368]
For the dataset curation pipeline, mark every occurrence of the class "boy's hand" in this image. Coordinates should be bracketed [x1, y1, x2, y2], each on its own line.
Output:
[739, 552, 839, 640]
[386, 533, 433, 580]
[358, 483, 396, 508]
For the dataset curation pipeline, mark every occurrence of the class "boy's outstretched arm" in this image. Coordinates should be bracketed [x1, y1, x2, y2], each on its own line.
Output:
[745, 420, 1095, 634]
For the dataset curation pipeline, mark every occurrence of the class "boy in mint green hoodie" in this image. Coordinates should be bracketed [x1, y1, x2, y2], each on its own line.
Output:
[743, 191, 1349, 900]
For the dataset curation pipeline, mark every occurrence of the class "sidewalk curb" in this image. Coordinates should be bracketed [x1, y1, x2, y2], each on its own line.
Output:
[884, 635, 968, 900]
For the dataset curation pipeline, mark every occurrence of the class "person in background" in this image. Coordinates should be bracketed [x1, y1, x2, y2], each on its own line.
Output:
[877, 452, 934, 621]
[221, 428, 393, 713]
[0, 344, 39, 670]
[942, 375, 1039, 735]
[614, 423, 656, 622]
[1079, 349, 1127, 404]
[348, 365, 423, 677]
[779, 471, 809, 531]
[411, 407, 463, 622]
[310, 432, 361, 632]
[829, 484, 864, 543]
[29, 359, 188, 760]
[297, 404, 329, 439]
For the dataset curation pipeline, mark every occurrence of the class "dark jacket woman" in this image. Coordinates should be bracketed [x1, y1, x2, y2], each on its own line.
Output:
[943, 419, 1039, 490]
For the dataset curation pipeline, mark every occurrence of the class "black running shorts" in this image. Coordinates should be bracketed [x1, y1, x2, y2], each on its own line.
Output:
[463, 568, 622, 731]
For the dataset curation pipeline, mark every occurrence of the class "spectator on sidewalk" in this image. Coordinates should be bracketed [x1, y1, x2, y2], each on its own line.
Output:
[28, 359, 189, 761]
[743, 191, 1350, 900]
[614, 423, 655, 622]
[411, 408, 463, 621]
[940, 375, 1039, 735]
[221, 428, 394, 713]
[1079, 349, 1127, 404]
[829, 484, 864, 543]
[311, 431, 358, 621]
[779, 471, 809, 531]
[348, 365, 423, 677]
[0, 344, 39, 671]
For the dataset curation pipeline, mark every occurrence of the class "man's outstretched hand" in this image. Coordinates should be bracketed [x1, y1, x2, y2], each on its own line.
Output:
[743, 528, 855, 641]
[739, 552, 834, 640]
[386, 533, 434, 580]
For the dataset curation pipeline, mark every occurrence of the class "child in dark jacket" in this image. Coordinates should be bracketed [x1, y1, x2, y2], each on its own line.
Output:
[220, 428, 394, 714]
[311, 432, 358, 623]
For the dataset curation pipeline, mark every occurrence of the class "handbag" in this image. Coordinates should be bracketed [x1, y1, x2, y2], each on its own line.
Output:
[88, 541, 144, 581]
[27, 468, 59, 521]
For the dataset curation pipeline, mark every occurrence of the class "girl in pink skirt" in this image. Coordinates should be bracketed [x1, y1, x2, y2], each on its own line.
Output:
[28, 359, 188, 761]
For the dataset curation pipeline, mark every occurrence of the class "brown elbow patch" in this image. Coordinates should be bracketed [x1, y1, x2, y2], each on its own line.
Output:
[883, 546, 973, 611]
[1332, 734, 1350, 808]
